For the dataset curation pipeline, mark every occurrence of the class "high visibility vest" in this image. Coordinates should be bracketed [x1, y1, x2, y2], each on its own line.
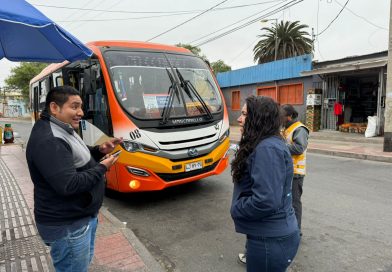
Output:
[284, 121, 308, 176]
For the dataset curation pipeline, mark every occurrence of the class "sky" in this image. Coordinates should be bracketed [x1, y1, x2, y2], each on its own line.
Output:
[0, 0, 390, 86]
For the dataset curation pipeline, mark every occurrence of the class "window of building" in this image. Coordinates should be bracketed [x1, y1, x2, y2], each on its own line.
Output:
[231, 90, 241, 110]
[278, 83, 303, 105]
[257, 86, 277, 101]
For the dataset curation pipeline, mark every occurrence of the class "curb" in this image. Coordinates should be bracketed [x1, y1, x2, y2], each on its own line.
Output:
[229, 140, 392, 164]
[307, 148, 392, 163]
[99, 207, 165, 272]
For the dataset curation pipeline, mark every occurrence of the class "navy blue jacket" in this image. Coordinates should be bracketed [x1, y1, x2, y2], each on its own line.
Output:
[231, 136, 298, 237]
[26, 113, 107, 226]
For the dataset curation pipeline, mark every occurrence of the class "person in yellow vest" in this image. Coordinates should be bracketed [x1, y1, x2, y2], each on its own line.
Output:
[281, 104, 309, 233]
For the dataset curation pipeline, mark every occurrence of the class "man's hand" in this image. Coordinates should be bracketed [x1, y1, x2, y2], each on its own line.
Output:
[99, 137, 123, 154]
[100, 154, 120, 170]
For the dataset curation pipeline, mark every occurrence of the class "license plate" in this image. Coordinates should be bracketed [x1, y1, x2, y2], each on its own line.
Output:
[185, 161, 203, 172]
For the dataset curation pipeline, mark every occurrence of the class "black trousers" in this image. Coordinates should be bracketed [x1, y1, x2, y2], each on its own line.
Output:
[292, 175, 304, 229]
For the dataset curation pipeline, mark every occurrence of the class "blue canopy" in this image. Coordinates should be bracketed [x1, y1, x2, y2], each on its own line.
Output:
[0, 0, 93, 62]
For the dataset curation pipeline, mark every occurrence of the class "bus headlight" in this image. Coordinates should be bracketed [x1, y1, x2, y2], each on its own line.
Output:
[121, 140, 142, 152]
[219, 128, 230, 142]
[121, 140, 158, 153]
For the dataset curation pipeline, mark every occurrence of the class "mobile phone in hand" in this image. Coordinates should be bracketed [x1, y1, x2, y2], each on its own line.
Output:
[100, 150, 122, 162]
[112, 150, 122, 157]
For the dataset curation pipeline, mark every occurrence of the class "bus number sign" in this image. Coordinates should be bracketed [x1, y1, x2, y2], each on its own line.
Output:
[129, 129, 141, 140]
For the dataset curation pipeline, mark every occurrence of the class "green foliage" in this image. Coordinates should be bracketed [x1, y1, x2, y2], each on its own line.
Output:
[211, 60, 231, 75]
[4, 62, 47, 99]
[175, 43, 209, 61]
[175, 44, 231, 75]
[253, 20, 313, 64]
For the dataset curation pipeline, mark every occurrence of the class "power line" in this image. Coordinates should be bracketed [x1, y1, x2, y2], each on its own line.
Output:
[189, 0, 289, 44]
[194, 0, 304, 47]
[32, 1, 286, 15]
[228, 38, 260, 63]
[67, 0, 123, 32]
[63, 0, 105, 30]
[56, 12, 195, 23]
[146, 0, 230, 42]
[335, 0, 388, 31]
[316, 0, 350, 36]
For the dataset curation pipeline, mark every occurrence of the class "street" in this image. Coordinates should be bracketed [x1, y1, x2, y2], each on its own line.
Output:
[7, 119, 392, 272]
[104, 154, 392, 272]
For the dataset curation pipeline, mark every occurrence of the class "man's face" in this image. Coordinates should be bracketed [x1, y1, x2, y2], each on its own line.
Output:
[51, 95, 84, 129]
[282, 115, 292, 126]
[237, 104, 247, 134]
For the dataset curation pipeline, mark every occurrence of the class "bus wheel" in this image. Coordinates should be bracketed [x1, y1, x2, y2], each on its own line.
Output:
[103, 176, 119, 198]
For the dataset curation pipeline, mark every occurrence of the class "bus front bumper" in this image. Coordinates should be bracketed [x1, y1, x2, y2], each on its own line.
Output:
[107, 138, 230, 192]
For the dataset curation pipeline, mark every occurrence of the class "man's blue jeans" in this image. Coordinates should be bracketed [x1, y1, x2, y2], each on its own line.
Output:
[44, 217, 98, 272]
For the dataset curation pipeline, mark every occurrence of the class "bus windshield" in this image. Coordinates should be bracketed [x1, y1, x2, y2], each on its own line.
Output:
[104, 50, 222, 120]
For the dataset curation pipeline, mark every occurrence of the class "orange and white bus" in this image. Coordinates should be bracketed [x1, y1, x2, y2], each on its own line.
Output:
[30, 41, 230, 192]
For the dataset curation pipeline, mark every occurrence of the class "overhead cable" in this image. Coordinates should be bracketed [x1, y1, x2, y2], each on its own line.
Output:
[335, 0, 388, 31]
[189, 0, 290, 44]
[194, 0, 304, 47]
[316, 0, 350, 36]
[146, 0, 230, 42]
[33, 1, 286, 15]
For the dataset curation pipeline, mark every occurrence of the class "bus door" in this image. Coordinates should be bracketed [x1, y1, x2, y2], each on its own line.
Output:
[63, 61, 113, 146]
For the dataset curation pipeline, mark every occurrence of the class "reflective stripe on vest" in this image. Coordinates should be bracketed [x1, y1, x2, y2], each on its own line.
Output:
[284, 121, 307, 176]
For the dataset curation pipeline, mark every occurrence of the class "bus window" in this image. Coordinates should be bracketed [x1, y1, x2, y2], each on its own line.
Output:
[104, 51, 222, 121]
[38, 78, 50, 112]
[32, 84, 39, 120]
[52, 71, 63, 87]
[92, 73, 111, 135]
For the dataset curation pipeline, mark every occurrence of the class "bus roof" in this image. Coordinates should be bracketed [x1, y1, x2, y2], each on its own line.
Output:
[30, 40, 191, 84]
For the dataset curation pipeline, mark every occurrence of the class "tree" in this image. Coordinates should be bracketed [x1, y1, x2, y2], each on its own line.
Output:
[5, 62, 47, 99]
[253, 20, 313, 64]
[175, 43, 208, 61]
[211, 60, 231, 74]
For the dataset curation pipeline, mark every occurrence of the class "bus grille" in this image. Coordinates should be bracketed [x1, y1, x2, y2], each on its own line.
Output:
[156, 161, 219, 182]
[158, 133, 216, 145]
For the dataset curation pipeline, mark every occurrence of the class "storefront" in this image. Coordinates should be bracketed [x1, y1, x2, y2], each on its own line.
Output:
[302, 51, 387, 135]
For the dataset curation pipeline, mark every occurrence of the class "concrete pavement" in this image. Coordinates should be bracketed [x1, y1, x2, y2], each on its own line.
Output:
[229, 125, 392, 163]
[0, 144, 163, 272]
[1, 119, 391, 271]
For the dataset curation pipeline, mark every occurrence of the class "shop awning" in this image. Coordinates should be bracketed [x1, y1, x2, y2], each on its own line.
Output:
[301, 58, 387, 76]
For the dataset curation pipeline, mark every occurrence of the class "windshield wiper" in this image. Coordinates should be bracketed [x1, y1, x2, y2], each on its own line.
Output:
[175, 68, 213, 120]
[160, 68, 178, 125]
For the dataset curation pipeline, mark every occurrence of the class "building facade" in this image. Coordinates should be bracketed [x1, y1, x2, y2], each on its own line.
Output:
[216, 54, 313, 125]
[302, 51, 387, 135]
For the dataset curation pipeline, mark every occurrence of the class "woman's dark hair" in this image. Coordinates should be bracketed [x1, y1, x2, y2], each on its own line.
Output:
[44, 86, 80, 112]
[281, 104, 298, 119]
[231, 96, 282, 182]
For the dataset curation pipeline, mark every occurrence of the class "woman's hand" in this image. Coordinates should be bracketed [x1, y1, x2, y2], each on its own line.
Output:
[99, 137, 123, 154]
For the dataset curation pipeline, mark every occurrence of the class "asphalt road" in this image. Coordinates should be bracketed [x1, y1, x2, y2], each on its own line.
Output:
[104, 154, 392, 272]
[7, 118, 392, 272]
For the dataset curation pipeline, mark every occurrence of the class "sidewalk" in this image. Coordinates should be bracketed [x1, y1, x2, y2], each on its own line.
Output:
[229, 125, 392, 163]
[0, 144, 164, 272]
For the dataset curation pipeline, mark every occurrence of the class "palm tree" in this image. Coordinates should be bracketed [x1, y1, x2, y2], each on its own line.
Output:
[253, 20, 313, 64]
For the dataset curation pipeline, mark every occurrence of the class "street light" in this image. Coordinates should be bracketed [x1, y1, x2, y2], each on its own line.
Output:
[261, 18, 278, 61]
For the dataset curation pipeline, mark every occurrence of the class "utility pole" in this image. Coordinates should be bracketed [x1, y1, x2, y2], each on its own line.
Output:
[384, 0, 392, 152]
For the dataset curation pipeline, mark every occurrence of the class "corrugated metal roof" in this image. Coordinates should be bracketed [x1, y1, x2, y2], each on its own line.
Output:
[216, 54, 312, 88]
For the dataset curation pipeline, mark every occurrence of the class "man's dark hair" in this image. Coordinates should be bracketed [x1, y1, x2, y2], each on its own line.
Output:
[231, 95, 282, 182]
[281, 104, 298, 119]
[45, 86, 80, 112]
